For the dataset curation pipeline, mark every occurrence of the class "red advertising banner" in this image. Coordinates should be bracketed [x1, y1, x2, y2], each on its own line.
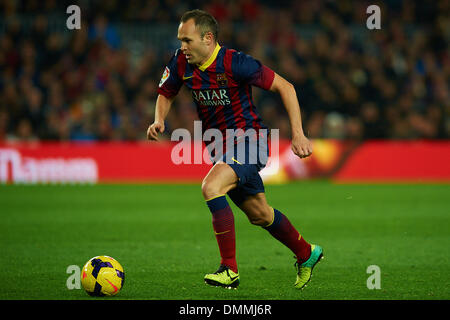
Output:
[0, 140, 449, 184]
[0, 142, 211, 184]
[332, 140, 450, 182]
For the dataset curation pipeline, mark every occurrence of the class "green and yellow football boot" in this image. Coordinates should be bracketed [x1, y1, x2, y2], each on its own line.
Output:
[294, 244, 324, 289]
[204, 265, 240, 289]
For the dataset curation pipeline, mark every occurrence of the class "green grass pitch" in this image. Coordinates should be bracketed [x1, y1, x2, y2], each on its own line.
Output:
[0, 182, 448, 300]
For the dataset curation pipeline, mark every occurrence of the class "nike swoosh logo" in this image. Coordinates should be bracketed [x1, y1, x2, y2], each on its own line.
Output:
[231, 157, 242, 165]
[214, 230, 230, 235]
[227, 270, 239, 281]
[105, 278, 118, 293]
[183, 75, 193, 80]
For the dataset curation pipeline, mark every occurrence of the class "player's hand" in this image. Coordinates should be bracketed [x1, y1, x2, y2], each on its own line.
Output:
[291, 134, 313, 159]
[147, 121, 165, 141]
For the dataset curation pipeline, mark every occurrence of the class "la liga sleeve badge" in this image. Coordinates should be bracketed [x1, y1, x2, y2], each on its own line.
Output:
[159, 66, 170, 87]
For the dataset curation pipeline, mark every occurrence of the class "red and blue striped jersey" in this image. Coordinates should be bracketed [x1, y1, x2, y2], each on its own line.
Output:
[157, 44, 275, 139]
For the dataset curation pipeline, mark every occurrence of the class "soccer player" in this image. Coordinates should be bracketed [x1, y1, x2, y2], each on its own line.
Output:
[147, 9, 323, 290]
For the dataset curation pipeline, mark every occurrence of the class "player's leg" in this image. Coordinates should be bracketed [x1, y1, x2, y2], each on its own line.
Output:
[231, 192, 323, 289]
[201, 161, 238, 200]
[202, 162, 240, 288]
[234, 192, 312, 262]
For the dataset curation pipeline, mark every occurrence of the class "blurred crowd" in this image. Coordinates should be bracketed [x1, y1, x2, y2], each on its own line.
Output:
[0, 0, 449, 142]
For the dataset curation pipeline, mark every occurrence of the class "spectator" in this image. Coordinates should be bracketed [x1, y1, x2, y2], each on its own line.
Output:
[0, 0, 447, 142]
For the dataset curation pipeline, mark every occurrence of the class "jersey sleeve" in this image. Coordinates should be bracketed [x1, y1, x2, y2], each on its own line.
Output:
[231, 51, 275, 90]
[157, 49, 184, 98]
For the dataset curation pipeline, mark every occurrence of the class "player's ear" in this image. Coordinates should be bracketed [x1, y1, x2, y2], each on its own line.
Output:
[203, 31, 213, 45]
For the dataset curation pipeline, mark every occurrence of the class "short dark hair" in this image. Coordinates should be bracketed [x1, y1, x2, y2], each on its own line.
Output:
[180, 9, 219, 42]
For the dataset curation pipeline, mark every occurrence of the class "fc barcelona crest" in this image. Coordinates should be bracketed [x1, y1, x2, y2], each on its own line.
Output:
[217, 73, 228, 87]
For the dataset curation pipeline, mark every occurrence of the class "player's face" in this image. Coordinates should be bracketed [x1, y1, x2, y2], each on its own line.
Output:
[177, 19, 210, 65]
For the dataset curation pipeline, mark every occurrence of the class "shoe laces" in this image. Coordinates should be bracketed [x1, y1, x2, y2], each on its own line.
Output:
[293, 256, 300, 267]
[214, 265, 229, 274]
[293, 256, 305, 272]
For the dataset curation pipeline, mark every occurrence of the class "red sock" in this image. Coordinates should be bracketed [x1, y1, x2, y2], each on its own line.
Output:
[263, 208, 311, 263]
[206, 196, 238, 273]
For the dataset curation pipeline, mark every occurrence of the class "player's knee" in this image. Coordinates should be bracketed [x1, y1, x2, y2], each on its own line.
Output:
[248, 215, 266, 226]
[201, 179, 221, 200]
[248, 206, 273, 226]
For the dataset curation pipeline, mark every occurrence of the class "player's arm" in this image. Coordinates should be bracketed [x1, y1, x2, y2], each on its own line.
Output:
[269, 72, 313, 159]
[148, 49, 184, 141]
[147, 94, 175, 141]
